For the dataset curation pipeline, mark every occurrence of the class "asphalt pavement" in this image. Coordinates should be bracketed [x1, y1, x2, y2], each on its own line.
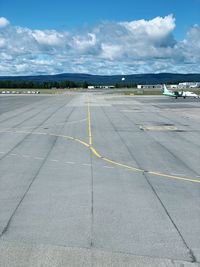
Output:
[0, 93, 199, 267]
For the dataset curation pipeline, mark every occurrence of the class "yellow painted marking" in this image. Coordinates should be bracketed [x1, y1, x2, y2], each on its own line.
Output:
[87, 97, 92, 145]
[90, 147, 101, 158]
[1, 120, 200, 184]
[102, 157, 144, 172]
[148, 171, 200, 183]
[91, 150, 200, 183]
[86, 98, 200, 184]
[60, 135, 74, 140]
[90, 152, 199, 183]
[74, 138, 90, 148]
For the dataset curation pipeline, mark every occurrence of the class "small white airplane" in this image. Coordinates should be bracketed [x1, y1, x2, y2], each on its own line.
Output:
[182, 91, 199, 98]
[163, 84, 199, 99]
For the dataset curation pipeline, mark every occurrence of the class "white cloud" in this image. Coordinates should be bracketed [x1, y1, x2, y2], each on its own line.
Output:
[73, 33, 96, 51]
[177, 25, 200, 64]
[101, 43, 122, 60]
[0, 15, 200, 75]
[0, 38, 6, 48]
[0, 17, 10, 28]
[15, 63, 28, 73]
[121, 15, 175, 40]
[32, 30, 65, 46]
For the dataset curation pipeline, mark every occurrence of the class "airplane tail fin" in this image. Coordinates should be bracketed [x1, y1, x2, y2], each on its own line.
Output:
[163, 84, 170, 94]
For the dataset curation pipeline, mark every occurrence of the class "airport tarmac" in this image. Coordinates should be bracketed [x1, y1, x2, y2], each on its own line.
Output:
[0, 93, 199, 267]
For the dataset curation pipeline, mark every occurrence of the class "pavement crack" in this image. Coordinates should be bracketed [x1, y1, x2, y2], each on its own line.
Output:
[101, 105, 197, 263]
[89, 145, 94, 248]
[0, 105, 75, 238]
[120, 108, 200, 178]
[0, 100, 70, 163]
[0, 134, 60, 238]
[142, 171, 197, 263]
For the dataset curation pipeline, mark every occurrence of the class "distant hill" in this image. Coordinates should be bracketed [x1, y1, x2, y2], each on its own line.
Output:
[0, 73, 200, 85]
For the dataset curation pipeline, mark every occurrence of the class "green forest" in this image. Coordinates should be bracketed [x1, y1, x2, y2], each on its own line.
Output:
[0, 80, 90, 89]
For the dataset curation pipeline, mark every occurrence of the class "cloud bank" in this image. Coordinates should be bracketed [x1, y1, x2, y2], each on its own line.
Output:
[0, 15, 200, 75]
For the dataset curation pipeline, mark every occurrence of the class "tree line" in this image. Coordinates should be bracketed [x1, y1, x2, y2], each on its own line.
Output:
[0, 80, 90, 89]
[0, 80, 140, 89]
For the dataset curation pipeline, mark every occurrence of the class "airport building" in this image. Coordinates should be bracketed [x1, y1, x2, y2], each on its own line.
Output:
[178, 82, 200, 88]
[137, 82, 200, 90]
[88, 85, 115, 89]
[168, 84, 178, 89]
[137, 84, 162, 89]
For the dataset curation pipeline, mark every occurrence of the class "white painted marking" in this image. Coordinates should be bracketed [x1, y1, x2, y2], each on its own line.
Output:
[82, 163, 91, 166]
[121, 110, 137, 112]
[10, 153, 17, 156]
[170, 173, 186, 177]
[33, 132, 47, 135]
[103, 166, 114, 169]
[34, 157, 44, 160]
[50, 159, 59, 162]
[0, 151, 5, 154]
[65, 161, 75, 164]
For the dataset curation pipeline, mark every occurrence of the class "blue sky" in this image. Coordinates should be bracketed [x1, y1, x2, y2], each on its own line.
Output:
[0, 0, 200, 75]
[1, 0, 200, 38]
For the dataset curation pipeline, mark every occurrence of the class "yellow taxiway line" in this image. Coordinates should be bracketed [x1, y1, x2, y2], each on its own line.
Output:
[87, 97, 92, 145]
[0, 99, 200, 184]
[86, 97, 200, 184]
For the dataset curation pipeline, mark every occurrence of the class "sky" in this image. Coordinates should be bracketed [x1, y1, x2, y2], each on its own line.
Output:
[0, 0, 200, 75]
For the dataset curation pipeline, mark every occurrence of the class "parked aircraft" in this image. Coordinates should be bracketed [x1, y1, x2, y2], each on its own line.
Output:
[163, 84, 199, 99]
[163, 84, 182, 98]
[182, 91, 199, 98]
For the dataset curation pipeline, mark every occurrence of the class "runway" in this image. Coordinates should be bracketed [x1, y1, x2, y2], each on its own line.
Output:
[0, 93, 199, 266]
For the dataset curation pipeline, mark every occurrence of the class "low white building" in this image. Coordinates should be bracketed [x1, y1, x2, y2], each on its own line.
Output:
[168, 84, 178, 89]
[88, 85, 115, 89]
[178, 82, 200, 88]
[137, 84, 162, 89]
